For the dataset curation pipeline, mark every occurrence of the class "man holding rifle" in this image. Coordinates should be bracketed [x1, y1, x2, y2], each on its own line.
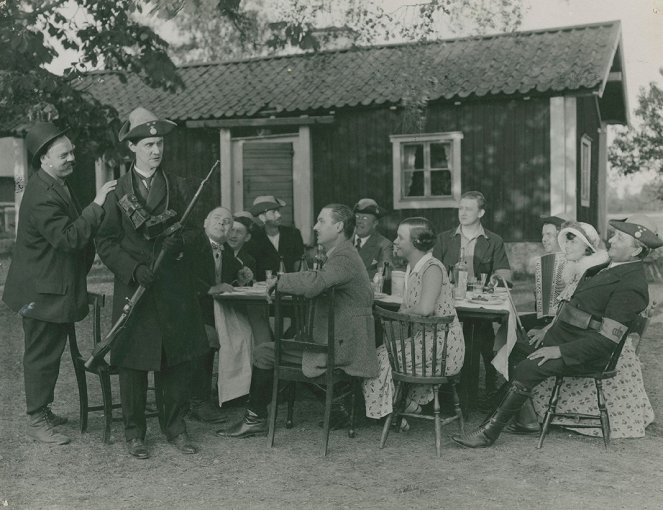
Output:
[96, 107, 208, 459]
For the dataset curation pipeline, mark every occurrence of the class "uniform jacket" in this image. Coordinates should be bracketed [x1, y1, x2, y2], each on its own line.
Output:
[543, 261, 649, 368]
[95, 167, 208, 371]
[3, 169, 103, 323]
[356, 232, 394, 279]
[277, 239, 379, 379]
[246, 225, 304, 281]
[433, 226, 510, 276]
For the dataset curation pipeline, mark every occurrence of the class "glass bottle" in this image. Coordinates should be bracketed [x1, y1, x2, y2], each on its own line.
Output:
[372, 263, 385, 294]
[382, 261, 392, 295]
[277, 256, 286, 276]
[299, 253, 309, 272]
[313, 244, 325, 270]
[453, 247, 468, 299]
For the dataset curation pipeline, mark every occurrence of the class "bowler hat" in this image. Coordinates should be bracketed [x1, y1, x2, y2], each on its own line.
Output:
[353, 198, 385, 217]
[249, 196, 286, 216]
[25, 122, 70, 167]
[118, 107, 176, 142]
[609, 215, 663, 249]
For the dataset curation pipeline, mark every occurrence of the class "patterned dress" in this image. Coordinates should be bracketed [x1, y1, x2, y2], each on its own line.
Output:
[363, 255, 465, 419]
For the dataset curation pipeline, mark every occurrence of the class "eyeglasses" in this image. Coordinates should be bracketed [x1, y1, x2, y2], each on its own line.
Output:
[355, 214, 373, 222]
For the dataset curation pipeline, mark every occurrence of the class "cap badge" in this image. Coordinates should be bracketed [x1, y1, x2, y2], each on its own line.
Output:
[149, 126, 157, 135]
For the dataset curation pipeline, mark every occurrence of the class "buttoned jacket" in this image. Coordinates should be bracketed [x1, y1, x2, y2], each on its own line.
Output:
[356, 232, 394, 279]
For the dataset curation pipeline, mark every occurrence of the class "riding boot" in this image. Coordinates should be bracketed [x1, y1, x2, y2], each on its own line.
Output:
[452, 381, 531, 448]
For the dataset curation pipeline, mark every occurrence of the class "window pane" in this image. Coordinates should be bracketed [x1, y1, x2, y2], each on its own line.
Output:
[402, 144, 424, 170]
[403, 170, 425, 197]
[430, 143, 449, 168]
[431, 170, 452, 196]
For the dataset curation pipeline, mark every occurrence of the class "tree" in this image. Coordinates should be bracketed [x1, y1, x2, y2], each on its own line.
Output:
[608, 70, 663, 176]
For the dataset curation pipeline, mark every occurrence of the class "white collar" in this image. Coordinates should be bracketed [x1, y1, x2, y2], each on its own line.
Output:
[608, 260, 639, 269]
[134, 165, 156, 179]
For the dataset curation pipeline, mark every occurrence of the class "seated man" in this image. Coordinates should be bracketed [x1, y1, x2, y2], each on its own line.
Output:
[217, 204, 379, 438]
[228, 211, 257, 280]
[452, 215, 661, 448]
[353, 198, 394, 280]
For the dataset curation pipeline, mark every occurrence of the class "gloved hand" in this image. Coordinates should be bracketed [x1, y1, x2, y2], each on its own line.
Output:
[162, 233, 184, 255]
[134, 265, 155, 287]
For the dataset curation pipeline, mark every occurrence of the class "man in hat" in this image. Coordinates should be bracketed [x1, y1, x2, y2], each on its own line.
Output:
[228, 211, 257, 276]
[95, 107, 209, 458]
[246, 195, 304, 281]
[452, 214, 661, 448]
[353, 198, 394, 280]
[3, 122, 117, 444]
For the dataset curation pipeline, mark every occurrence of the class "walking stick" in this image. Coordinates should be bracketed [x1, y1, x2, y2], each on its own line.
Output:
[85, 160, 220, 368]
[500, 276, 529, 344]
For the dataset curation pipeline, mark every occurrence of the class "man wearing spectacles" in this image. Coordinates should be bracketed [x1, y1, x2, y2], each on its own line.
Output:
[352, 198, 394, 279]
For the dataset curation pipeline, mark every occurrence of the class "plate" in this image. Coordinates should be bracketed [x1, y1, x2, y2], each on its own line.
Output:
[468, 296, 504, 305]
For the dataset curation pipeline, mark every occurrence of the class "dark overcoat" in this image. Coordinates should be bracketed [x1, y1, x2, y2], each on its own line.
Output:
[246, 225, 304, 281]
[542, 261, 649, 368]
[356, 232, 394, 279]
[433, 227, 510, 276]
[3, 169, 103, 322]
[95, 167, 208, 371]
[277, 239, 379, 379]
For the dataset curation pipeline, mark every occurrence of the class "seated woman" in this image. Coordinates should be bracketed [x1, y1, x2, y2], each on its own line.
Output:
[363, 217, 464, 421]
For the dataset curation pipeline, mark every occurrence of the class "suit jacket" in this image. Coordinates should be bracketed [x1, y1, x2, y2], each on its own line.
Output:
[3, 169, 103, 323]
[95, 167, 208, 370]
[356, 232, 394, 279]
[433, 226, 510, 276]
[277, 239, 379, 379]
[246, 225, 304, 281]
[543, 261, 649, 368]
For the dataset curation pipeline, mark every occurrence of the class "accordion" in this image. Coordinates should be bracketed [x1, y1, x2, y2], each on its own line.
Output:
[535, 253, 566, 319]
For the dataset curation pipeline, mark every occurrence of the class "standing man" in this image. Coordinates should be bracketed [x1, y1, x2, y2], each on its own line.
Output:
[353, 198, 394, 279]
[3, 122, 116, 444]
[453, 215, 661, 448]
[433, 191, 512, 408]
[246, 196, 304, 281]
[218, 204, 379, 438]
[96, 107, 209, 459]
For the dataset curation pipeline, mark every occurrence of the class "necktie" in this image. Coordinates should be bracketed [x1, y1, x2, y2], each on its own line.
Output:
[355, 237, 362, 249]
[211, 241, 223, 283]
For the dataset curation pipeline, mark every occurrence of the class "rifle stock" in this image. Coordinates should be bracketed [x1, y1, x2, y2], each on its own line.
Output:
[84, 160, 220, 368]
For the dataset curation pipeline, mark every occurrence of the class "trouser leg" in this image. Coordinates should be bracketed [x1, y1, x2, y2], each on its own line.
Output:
[22, 318, 69, 415]
[119, 367, 148, 441]
[249, 343, 303, 417]
[160, 361, 192, 440]
[190, 349, 215, 403]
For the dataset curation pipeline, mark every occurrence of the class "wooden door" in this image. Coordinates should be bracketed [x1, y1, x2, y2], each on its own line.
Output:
[242, 142, 294, 225]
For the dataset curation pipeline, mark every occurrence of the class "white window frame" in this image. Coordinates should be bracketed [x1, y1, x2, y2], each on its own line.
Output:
[580, 134, 592, 208]
[390, 131, 463, 209]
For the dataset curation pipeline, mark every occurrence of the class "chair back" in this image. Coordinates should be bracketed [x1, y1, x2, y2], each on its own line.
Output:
[69, 292, 106, 360]
[374, 306, 455, 381]
[603, 307, 651, 372]
[632, 301, 655, 356]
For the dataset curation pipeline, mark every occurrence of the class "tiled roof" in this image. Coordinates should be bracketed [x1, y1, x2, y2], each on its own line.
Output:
[75, 21, 623, 121]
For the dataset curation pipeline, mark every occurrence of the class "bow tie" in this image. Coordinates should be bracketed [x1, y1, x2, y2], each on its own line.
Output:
[210, 241, 223, 251]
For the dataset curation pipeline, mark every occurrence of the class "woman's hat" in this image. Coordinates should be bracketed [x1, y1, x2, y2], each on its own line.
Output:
[25, 122, 70, 167]
[249, 196, 286, 216]
[558, 222, 601, 254]
[609, 215, 663, 249]
[118, 107, 176, 142]
[353, 198, 385, 217]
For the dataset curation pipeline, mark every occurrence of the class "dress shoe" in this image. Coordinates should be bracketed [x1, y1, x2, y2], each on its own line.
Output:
[27, 410, 70, 445]
[127, 438, 149, 459]
[216, 410, 267, 438]
[45, 407, 68, 427]
[188, 401, 228, 424]
[169, 433, 198, 454]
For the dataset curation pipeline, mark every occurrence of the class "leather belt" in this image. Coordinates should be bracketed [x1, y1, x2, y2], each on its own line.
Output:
[558, 302, 601, 331]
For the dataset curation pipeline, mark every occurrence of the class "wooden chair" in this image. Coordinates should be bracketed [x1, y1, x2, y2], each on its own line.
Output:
[267, 288, 359, 456]
[632, 301, 655, 356]
[68, 292, 162, 443]
[537, 312, 650, 449]
[373, 306, 464, 457]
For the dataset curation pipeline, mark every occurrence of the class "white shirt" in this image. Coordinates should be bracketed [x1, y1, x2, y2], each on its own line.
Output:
[608, 260, 639, 269]
[267, 232, 280, 251]
[354, 235, 370, 249]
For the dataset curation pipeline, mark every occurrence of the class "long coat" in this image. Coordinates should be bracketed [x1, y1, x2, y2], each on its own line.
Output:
[3, 169, 103, 323]
[95, 167, 208, 371]
[433, 226, 510, 276]
[247, 225, 304, 281]
[277, 239, 379, 379]
[543, 261, 649, 368]
[356, 232, 394, 279]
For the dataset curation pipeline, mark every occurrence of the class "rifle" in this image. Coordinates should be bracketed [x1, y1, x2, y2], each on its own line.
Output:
[85, 160, 220, 368]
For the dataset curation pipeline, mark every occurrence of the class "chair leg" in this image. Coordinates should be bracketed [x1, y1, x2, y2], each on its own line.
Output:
[98, 369, 113, 444]
[537, 377, 563, 449]
[268, 372, 280, 448]
[286, 383, 296, 429]
[380, 381, 404, 449]
[348, 380, 358, 439]
[73, 361, 89, 434]
[451, 381, 464, 436]
[433, 384, 442, 458]
[595, 379, 610, 449]
[321, 382, 333, 457]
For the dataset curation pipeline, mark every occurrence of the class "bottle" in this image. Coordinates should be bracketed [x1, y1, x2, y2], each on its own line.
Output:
[382, 261, 392, 295]
[299, 253, 309, 272]
[313, 244, 326, 270]
[372, 263, 385, 294]
[277, 256, 286, 276]
[453, 248, 468, 299]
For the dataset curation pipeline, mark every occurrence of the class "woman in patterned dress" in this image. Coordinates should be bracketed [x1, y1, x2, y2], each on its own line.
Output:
[363, 217, 464, 419]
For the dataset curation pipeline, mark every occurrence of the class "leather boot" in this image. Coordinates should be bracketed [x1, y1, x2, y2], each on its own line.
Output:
[504, 398, 540, 434]
[45, 407, 68, 427]
[216, 409, 267, 438]
[27, 409, 70, 445]
[452, 382, 531, 448]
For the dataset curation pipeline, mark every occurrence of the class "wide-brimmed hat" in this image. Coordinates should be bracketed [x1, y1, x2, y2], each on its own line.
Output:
[609, 215, 663, 249]
[540, 214, 567, 229]
[118, 107, 176, 142]
[558, 222, 601, 254]
[353, 198, 385, 217]
[25, 122, 70, 167]
[249, 196, 286, 216]
[233, 211, 256, 230]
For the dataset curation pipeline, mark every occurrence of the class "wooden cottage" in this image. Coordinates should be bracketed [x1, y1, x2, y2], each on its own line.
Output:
[73, 21, 627, 247]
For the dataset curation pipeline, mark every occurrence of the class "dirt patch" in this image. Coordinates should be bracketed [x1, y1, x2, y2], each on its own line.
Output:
[1, 278, 663, 509]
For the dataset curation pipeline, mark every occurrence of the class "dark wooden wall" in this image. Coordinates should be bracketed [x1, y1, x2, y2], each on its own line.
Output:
[576, 96, 601, 230]
[311, 96, 551, 242]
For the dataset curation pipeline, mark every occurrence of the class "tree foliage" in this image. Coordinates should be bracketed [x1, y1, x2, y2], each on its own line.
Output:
[609, 70, 663, 176]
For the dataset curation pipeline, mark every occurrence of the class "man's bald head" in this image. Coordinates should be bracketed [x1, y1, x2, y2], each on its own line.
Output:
[204, 207, 233, 243]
